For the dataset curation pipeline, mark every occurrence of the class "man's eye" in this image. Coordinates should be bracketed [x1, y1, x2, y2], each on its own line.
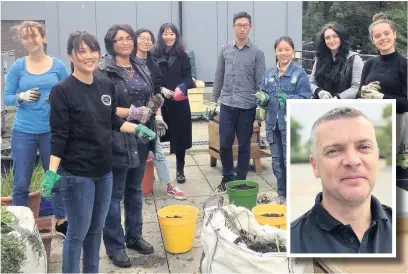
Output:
[359, 145, 372, 152]
[327, 149, 340, 155]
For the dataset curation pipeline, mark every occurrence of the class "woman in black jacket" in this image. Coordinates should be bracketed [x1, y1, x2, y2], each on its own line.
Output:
[97, 24, 163, 268]
[151, 23, 196, 184]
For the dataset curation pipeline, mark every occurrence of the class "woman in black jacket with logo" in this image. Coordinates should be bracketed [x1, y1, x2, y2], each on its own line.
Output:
[151, 23, 196, 184]
[97, 24, 163, 268]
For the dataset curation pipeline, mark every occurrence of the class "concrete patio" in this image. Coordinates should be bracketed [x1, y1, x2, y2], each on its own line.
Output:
[48, 153, 278, 273]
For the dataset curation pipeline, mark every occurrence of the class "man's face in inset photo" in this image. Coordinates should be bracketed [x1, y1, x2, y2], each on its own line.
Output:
[310, 116, 380, 204]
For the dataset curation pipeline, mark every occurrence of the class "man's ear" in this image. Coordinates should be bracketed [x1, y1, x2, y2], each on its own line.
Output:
[310, 155, 320, 178]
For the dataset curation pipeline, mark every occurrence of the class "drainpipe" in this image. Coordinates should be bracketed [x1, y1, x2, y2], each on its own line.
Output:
[179, 1, 183, 36]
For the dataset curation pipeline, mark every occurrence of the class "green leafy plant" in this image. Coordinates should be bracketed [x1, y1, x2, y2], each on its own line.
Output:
[1, 164, 44, 197]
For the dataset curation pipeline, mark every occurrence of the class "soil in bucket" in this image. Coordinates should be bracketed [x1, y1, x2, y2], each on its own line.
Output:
[261, 213, 284, 217]
[226, 180, 259, 210]
[166, 215, 182, 218]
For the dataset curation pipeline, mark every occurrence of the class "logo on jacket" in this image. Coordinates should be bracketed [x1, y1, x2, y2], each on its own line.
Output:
[101, 95, 111, 106]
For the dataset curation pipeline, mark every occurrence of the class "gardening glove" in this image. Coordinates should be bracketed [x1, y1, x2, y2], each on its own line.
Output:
[161, 87, 174, 99]
[361, 81, 384, 99]
[256, 90, 270, 109]
[18, 88, 40, 103]
[146, 94, 164, 113]
[206, 102, 217, 120]
[40, 170, 61, 199]
[173, 83, 188, 101]
[135, 124, 156, 144]
[318, 90, 333, 99]
[155, 115, 168, 137]
[127, 105, 152, 124]
[277, 91, 288, 110]
[256, 107, 266, 123]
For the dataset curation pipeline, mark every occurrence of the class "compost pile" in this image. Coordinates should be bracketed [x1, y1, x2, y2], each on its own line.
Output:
[261, 213, 284, 217]
[231, 184, 256, 190]
[165, 215, 182, 219]
[233, 229, 286, 253]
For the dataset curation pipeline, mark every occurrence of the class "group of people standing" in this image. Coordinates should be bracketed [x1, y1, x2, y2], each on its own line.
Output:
[4, 21, 195, 272]
[208, 11, 407, 205]
[3, 9, 406, 274]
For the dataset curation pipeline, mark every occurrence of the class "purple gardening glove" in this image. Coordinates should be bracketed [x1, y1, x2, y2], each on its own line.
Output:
[127, 105, 152, 124]
[146, 94, 165, 113]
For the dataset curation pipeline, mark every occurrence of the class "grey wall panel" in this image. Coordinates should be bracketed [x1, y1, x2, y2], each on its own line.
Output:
[136, 1, 172, 38]
[171, 1, 180, 30]
[216, 1, 228, 58]
[226, 2, 254, 42]
[182, 1, 217, 81]
[254, 1, 288, 68]
[95, 1, 137, 54]
[287, 1, 303, 51]
[57, 1, 97, 68]
[1, 1, 60, 58]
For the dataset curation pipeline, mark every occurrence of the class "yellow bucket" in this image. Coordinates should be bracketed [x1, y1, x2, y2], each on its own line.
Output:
[157, 205, 199, 254]
[252, 204, 287, 230]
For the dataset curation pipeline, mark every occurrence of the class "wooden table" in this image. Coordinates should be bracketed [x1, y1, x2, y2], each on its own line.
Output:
[313, 218, 408, 273]
[208, 115, 271, 173]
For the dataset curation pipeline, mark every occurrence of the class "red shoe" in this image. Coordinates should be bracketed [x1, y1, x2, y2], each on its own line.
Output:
[167, 185, 187, 200]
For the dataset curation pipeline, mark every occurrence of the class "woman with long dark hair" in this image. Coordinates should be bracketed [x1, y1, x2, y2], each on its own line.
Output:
[151, 23, 196, 184]
[40, 30, 155, 273]
[310, 23, 364, 99]
[256, 36, 312, 205]
[97, 24, 162, 268]
[4, 21, 68, 235]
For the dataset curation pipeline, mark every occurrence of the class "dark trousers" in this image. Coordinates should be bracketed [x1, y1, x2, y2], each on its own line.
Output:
[219, 104, 256, 180]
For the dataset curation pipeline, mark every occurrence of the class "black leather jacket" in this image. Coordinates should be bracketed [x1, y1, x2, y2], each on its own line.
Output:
[97, 54, 159, 168]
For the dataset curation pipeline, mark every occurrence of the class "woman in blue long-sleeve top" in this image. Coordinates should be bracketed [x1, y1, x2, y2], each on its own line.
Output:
[257, 36, 312, 205]
[3, 21, 68, 235]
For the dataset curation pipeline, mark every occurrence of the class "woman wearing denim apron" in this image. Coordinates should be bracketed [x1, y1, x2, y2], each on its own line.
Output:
[257, 36, 312, 205]
[3, 21, 68, 235]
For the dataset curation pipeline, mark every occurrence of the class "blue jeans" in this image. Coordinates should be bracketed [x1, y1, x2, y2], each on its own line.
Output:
[266, 121, 287, 197]
[11, 129, 65, 219]
[59, 168, 113, 273]
[219, 104, 256, 179]
[103, 143, 149, 256]
[150, 138, 172, 184]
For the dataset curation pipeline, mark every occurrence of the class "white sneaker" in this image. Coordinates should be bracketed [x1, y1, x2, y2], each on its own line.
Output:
[167, 185, 187, 200]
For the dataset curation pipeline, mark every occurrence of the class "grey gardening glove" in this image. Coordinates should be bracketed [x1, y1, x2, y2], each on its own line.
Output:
[146, 94, 165, 113]
[318, 90, 333, 99]
[127, 105, 152, 124]
[155, 115, 168, 137]
[18, 88, 40, 103]
[161, 87, 174, 99]
[361, 81, 384, 99]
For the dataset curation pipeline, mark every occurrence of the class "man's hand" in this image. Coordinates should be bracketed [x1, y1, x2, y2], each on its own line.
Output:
[161, 87, 174, 99]
[361, 81, 384, 99]
[135, 124, 156, 144]
[128, 105, 152, 124]
[155, 115, 168, 137]
[206, 102, 217, 120]
[40, 170, 61, 199]
[256, 90, 270, 109]
[318, 90, 333, 99]
[18, 88, 40, 103]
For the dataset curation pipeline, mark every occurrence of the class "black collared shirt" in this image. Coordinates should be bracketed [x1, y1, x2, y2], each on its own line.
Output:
[290, 192, 392, 254]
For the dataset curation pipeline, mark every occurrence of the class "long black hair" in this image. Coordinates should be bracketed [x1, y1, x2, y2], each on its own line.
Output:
[150, 23, 185, 58]
[67, 31, 101, 72]
[314, 23, 350, 88]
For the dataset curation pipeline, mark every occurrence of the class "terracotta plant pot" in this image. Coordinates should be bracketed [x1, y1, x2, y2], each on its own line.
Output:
[142, 155, 154, 196]
[1, 191, 41, 219]
[35, 217, 57, 269]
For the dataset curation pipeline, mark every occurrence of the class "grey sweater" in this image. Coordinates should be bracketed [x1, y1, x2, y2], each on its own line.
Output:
[309, 51, 364, 99]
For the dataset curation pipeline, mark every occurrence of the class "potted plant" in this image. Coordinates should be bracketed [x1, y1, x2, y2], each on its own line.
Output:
[1, 164, 44, 218]
[1, 206, 47, 273]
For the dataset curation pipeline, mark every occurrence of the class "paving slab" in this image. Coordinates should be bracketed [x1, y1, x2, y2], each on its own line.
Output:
[153, 178, 213, 199]
[165, 154, 196, 168]
[167, 246, 203, 274]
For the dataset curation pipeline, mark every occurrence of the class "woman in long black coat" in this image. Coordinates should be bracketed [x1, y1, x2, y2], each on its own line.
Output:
[151, 23, 195, 184]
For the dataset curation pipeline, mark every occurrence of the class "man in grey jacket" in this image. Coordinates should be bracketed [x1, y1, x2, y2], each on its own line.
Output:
[208, 11, 266, 192]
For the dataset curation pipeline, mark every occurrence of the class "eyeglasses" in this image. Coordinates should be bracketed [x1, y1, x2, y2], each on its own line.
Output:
[139, 36, 152, 43]
[114, 36, 133, 44]
[234, 23, 251, 30]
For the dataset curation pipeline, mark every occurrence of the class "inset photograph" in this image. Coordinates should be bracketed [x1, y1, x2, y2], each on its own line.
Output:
[287, 100, 396, 257]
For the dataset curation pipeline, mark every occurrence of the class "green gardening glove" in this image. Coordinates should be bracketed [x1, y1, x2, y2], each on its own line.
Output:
[135, 124, 156, 144]
[40, 170, 61, 199]
[256, 90, 270, 109]
[277, 90, 288, 110]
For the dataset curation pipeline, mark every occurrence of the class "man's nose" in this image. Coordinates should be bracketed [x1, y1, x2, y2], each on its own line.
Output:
[342, 148, 362, 167]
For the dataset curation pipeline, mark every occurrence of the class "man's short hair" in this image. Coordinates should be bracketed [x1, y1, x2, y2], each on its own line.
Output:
[310, 107, 369, 156]
[233, 11, 252, 25]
